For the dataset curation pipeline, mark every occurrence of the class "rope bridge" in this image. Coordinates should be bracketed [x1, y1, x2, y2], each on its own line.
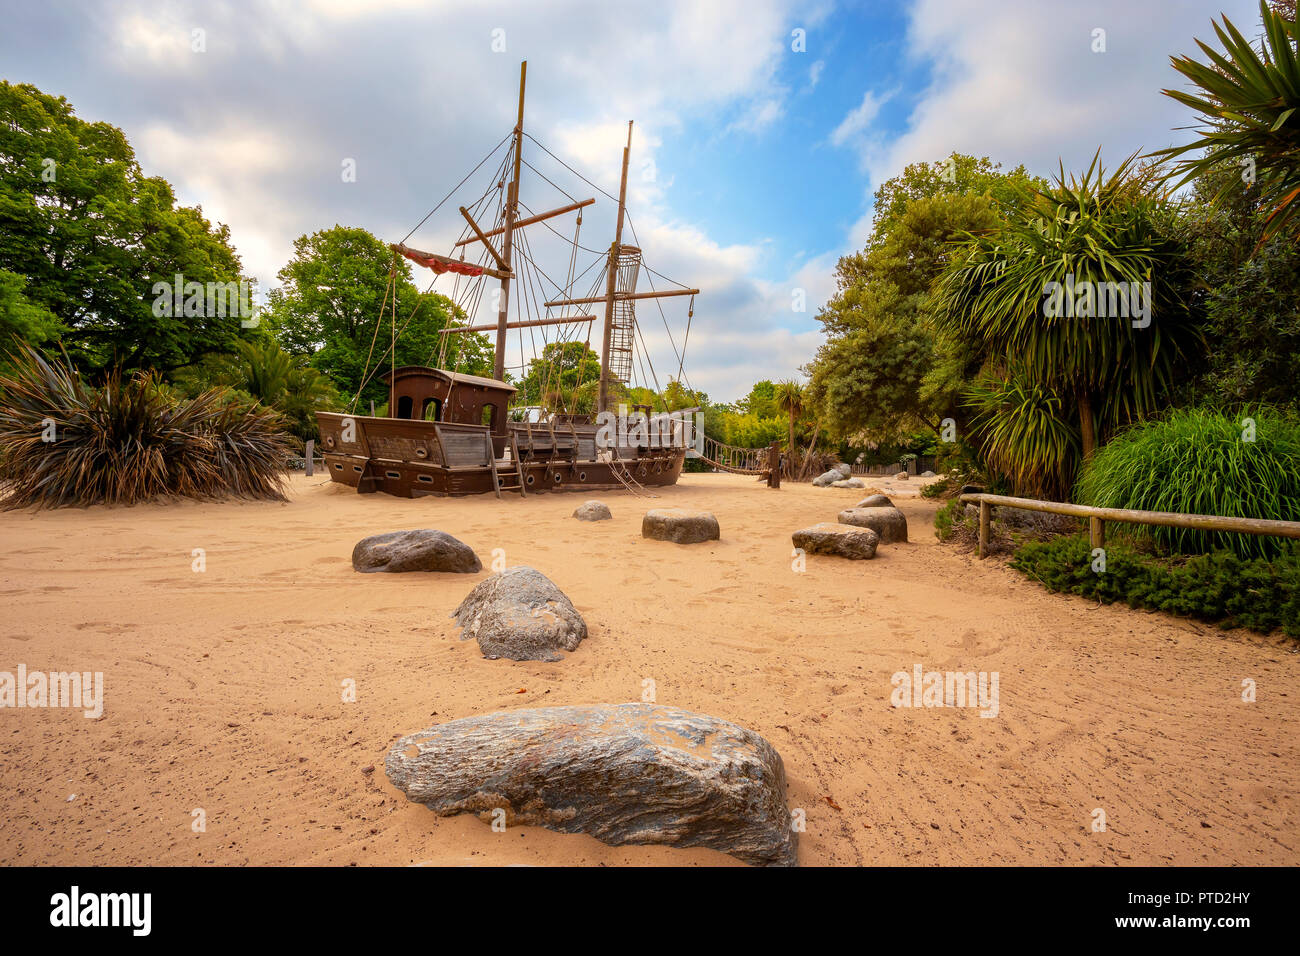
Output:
[697, 435, 772, 476]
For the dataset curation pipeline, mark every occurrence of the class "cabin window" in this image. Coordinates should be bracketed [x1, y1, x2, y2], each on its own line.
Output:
[422, 398, 442, 422]
[481, 403, 497, 429]
[396, 395, 414, 419]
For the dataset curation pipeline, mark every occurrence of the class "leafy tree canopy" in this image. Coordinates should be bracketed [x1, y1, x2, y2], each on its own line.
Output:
[0, 81, 247, 373]
[260, 225, 492, 407]
[808, 155, 1042, 444]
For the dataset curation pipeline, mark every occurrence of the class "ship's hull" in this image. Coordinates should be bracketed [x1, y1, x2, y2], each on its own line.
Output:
[314, 412, 684, 498]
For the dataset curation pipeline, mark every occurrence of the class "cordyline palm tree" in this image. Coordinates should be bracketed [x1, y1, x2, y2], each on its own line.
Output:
[934, 154, 1201, 484]
[176, 339, 340, 440]
[1157, 1, 1300, 244]
[774, 380, 804, 460]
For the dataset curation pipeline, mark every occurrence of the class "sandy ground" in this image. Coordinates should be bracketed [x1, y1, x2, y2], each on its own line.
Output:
[0, 471, 1296, 867]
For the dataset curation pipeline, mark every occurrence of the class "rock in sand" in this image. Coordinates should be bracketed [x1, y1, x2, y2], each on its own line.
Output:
[352, 529, 481, 574]
[791, 522, 880, 560]
[856, 494, 893, 508]
[451, 566, 586, 662]
[573, 500, 612, 521]
[385, 703, 797, 867]
[838, 506, 908, 543]
[642, 509, 720, 544]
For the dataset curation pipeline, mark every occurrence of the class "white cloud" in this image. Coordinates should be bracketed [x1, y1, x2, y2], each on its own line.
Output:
[61, 0, 829, 399]
[829, 89, 890, 147]
[18, 0, 1259, 401]
[830, 0, 1262, 259]
[870, 0, 1260, 199]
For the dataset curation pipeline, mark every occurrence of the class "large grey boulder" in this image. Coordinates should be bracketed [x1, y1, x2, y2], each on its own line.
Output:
[573, 500, 612, 521]
[895, 471, 910, 481]
[451, 566, 585, 662]
[352, 529, 481, 574]
[838, 506, 909, 543]
[812, 469, 841, 487]
[831, 477, 865, 489]
[386, 703, 796, 867]
[833, 463, 851, 477]
[856, 494, 893, 508]
[920, 470, 936, 478]
[791, 522, 880, 560]
[642, 508, 720, 544]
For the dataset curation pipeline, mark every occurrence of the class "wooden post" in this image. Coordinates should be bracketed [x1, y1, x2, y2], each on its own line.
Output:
[494, 61, 527, 382]
[978, 500, 990, 559]
[1089, 516, 1105, 550]
[598, 121, 633, 414]
[304, 439, 314, 477]
[768, 441, 780, 488]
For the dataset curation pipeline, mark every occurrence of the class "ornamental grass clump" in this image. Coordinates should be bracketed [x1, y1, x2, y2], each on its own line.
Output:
[1075, 406, 1300, 559]
[0, 343, 291, 508]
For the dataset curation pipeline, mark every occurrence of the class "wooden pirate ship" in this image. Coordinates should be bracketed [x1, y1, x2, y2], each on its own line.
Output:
[316, 62, 702, 498]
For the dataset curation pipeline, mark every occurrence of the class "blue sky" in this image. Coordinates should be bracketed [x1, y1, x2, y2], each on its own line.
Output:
[0, 0, 1262, 401]
[665, 1, 916, 263]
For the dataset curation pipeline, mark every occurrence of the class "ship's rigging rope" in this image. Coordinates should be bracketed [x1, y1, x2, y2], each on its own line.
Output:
[399, 131, 512, 245]
[349, 128, 701, 423]
[350, 146, 512, 410]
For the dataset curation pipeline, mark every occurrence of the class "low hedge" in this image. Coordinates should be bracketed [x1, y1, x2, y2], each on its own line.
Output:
[1009, 534, 1300, 637]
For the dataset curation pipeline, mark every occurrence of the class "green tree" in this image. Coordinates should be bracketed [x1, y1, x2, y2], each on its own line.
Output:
[866, 153, 1040, 257]
[934, 154, 1203, 487]
[261, 225, 491, 406]
[808, 156, 1041, 446]
[0, 268, 63, 359]
[773, 380, 804, 454]
[1181, 163, 1300, 409]
[516, 341, 602, 412]
[173, 339, 342, 441]
[737, 380, 777, 419]
[0, 82, 247, 372]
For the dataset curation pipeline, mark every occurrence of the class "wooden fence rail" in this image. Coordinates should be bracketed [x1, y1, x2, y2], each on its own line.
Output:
[852, 455, 936, 477]
[958, 492, 1300, 559]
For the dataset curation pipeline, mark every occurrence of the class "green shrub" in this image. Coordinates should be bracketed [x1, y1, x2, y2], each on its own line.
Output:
[933, 498, 968, 540]
[1011, 534, 1300, 637]
[922, 476, 951, 499]
[0, 343, 291, 508]
[1077, 406, 1300, 559]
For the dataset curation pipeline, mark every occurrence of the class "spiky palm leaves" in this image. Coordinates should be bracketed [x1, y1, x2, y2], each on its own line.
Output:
[0, 343, 291, 508]
[934, 154, 1201, 494]
[1158, 2, 1300, 243]
[963, 366, 1081, 500]
[773, 380, 804, 457]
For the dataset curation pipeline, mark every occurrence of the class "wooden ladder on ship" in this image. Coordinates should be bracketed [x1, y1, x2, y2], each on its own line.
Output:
[488, 433, 527, 499]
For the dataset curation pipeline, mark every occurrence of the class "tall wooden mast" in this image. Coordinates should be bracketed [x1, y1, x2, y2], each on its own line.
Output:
[597, 121, 633, 414]
[493, 61, 527, 382]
